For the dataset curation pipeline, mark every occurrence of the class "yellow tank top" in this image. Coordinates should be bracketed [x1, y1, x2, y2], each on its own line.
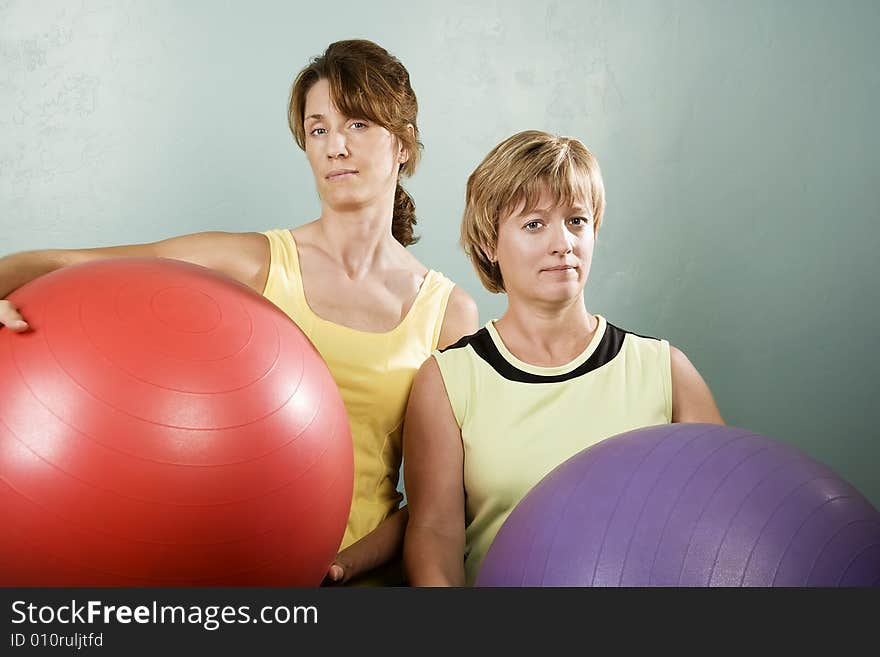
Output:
[434, 316, 672, 584]
[261, 229, 455, 556]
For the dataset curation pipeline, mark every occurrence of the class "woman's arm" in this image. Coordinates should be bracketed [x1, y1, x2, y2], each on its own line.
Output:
[402, 357, 467, 586]
[323, 507, 410, 585]
[670, 346, 725, 424]
[0, 231, 269, 331]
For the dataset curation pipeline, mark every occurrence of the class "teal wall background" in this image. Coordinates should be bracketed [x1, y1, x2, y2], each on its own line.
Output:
[2, 1, 878, 507]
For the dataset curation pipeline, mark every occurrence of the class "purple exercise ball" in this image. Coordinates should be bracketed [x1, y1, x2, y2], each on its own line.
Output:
[476, 423, 880, 587]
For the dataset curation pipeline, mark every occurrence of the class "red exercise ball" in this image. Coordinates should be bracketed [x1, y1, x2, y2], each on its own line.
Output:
[0, 257, 353, 585]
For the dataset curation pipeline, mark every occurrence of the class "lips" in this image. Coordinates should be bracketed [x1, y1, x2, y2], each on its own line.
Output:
[325, 169, 358, 180]
[542, 265, 577, 272]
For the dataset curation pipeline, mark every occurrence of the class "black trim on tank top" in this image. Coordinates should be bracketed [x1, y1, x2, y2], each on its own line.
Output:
[440, 322, 658, 384]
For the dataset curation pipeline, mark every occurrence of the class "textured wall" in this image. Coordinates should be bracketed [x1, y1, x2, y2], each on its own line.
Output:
[2, 0, 878, 506]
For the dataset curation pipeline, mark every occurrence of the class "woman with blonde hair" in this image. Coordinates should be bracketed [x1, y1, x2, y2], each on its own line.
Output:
[403, 130, 723, 586]
[0, 40, 478, 585]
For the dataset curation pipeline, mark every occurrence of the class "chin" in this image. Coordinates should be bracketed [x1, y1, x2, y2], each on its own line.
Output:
[533, 285, 582, 305]
[324, 191, 367, 211]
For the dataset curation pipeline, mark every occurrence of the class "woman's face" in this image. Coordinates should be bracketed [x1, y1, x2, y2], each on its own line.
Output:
[303, 78, 406, 212]
[491, 185, 596, 305]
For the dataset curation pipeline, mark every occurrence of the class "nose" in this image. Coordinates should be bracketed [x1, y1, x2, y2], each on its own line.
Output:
[326, 130, 348, 159]
[549, 222, 574, 255]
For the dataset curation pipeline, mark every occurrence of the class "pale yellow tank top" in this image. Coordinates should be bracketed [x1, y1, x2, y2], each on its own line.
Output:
[434, 316, 672, 584]
[261, 229, 455, 555]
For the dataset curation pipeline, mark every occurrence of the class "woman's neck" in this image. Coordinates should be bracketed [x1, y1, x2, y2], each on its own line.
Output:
[314, 202, 402, 279]
[494, 296, 598, 367]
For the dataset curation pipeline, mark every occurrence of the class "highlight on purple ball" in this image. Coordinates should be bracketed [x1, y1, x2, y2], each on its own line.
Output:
[475, 423, 880, 587]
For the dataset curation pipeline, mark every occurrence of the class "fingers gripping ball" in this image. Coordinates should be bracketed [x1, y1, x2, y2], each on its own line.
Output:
[476, 423, 880, 587]
[0, 258, 354, 585]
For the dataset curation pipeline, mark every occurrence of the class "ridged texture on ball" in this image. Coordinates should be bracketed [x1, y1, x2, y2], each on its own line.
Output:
[0, 258, 353, 585]
[476, 423, 880, 587]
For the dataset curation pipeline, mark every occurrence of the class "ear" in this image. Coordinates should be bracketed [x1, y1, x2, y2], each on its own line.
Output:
[398, 124, 415, 164]
[481, 243, 497, 264]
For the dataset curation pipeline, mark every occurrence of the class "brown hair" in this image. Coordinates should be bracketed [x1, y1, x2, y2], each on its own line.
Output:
[461, 130, 606, 293]
[289, 40, 422, 246]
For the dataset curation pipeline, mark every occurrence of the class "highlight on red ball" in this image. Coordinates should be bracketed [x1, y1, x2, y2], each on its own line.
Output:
[0, 257, 354, 586]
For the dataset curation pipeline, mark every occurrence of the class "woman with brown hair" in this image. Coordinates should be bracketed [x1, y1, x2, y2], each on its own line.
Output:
[0, 40, 478, 585]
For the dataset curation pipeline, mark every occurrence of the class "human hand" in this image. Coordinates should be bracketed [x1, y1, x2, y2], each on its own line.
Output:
[321, 557, 351, 586]
[0, 300, 29, 332]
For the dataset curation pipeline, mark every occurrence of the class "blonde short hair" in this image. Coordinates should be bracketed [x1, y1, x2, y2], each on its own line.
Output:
[461, 130, 606, 293]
